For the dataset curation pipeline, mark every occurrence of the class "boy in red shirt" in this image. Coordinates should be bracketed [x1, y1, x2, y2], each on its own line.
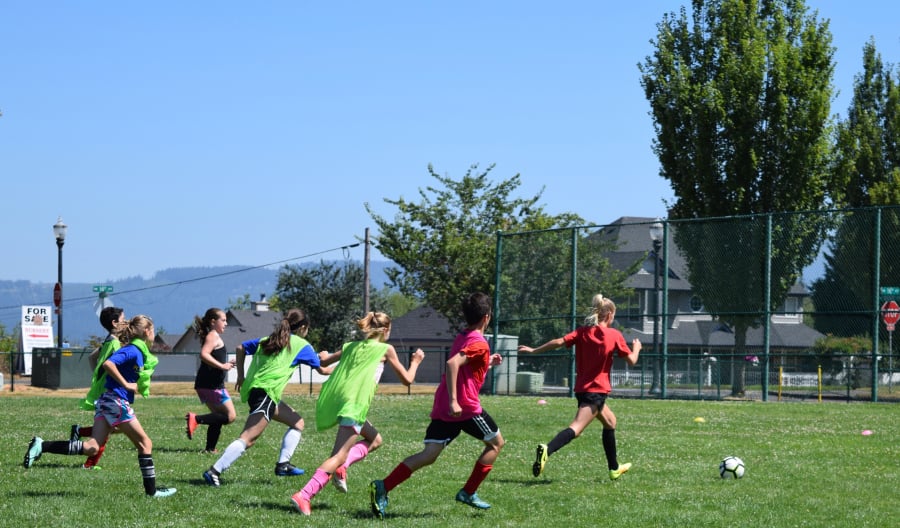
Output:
[369, 292, 504, 518]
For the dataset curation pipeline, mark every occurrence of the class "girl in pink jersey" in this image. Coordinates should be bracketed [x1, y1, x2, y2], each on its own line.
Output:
[369, 292, 504, 518]
[518, 294, 641, 481]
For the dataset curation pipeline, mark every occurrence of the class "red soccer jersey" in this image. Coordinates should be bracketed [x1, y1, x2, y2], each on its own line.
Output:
[563, 325, 631, 393]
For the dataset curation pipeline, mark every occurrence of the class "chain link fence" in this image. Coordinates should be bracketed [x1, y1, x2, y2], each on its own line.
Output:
[490, 206, 900, 402]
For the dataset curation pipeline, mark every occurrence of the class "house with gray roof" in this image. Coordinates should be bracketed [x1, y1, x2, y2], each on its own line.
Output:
[156, 297, 324, 384]
[595, 217, 824, 361]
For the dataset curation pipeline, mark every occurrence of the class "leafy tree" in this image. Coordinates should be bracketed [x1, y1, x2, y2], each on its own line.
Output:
[813, 40, 900, 337]
[369, 286, 420, 318]
[227, 293, 253, 311]
[640, 0, 834, 395]
[365, 163, 618, 332]
[274, 261, 364, 352]
[0, 323, 19, 376]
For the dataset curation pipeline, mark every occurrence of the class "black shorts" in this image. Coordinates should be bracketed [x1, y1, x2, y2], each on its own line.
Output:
[247, 388, 282, 421]
[424, 411, 500, 446]
[575, 392, 608, 410]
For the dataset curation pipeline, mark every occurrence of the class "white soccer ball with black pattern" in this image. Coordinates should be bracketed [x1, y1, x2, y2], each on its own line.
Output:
[719, 456, 745, 479]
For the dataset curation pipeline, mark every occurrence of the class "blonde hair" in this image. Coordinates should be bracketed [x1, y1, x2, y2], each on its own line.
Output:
[115, 314, 154, 344]
[358, 311, 391, 340]
[584, 294, 616, 326]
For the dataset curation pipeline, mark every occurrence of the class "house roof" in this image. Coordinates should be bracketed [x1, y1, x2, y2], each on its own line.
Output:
[388, 305, 456, 347]
[171, 308, 283, 353]
[595, 216, 808, 295]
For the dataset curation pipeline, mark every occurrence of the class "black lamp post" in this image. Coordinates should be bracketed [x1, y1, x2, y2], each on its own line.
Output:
[649, 219, 664, 394]
[53, 216, 67, 347]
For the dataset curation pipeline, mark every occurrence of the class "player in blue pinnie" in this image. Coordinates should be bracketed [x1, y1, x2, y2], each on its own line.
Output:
[202, 308, 332, 486]
[24, 315, 177, 498]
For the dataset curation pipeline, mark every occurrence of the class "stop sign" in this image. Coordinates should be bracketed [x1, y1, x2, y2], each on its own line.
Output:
[53, 283, 61, 307]
[882, 300, 900, 325]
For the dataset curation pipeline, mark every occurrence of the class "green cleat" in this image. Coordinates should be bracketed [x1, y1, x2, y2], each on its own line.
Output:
[150, 487, 177, 498]
[533, 444, 548, 477]
[24, 437, 43, 469]
[609, 462, 632, 480]
[455, 489, 491, 509]
[369, 480, 388, 518]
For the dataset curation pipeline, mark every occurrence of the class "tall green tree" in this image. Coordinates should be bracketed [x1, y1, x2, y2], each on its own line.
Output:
[813, 40, 900, 337]
[366, 163, 626, 331]
[274, 261, 363, 352]
[640, 0, 834, 395]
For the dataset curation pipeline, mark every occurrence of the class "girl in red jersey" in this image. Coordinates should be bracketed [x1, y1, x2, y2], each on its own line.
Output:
[518, 293, 641, 481]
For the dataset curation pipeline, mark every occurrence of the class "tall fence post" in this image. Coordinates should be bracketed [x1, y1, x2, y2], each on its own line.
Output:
[872, 209, 881, 403]
[762, 214, 772, 402]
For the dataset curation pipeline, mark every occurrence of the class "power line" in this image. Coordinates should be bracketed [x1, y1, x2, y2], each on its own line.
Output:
[0, 242, 362, 314]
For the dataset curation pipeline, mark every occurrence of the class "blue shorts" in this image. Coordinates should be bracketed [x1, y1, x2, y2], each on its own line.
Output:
[339, 417, 363, 434]
[196, 387, 231, 406]
[95, 391, 136, 427]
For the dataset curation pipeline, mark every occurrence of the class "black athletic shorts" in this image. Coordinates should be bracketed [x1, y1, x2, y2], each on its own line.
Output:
[575, 392, 608, 410]
[423, 411, 500, 445]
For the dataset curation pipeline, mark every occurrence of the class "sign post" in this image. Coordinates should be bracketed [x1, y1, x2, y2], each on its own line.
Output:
[881, 300, 899, 392]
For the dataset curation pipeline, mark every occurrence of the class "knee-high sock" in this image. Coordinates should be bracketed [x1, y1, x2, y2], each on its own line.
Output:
[84, 441, 106, 467]
[139, 454, 156, 496]
[547, 427, 576, 456]
[343, 440, 371, 469]
[206, 424, 223, 452]
[278, 428, 302, 464]
[213, 438, 247, 474]
[462, 462, 492, 495]
[602, 428, 619, 470]
[299, 468, 331, 501]
[383, 462, 413, 493]
[43, 439, 83, 456]
[196, 412, 229, 426]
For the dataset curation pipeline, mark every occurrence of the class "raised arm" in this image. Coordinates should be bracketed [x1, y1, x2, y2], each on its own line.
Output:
[624, 338, 642, 366]
[517, 336, 566, 355]
[384, 346, 424, 386]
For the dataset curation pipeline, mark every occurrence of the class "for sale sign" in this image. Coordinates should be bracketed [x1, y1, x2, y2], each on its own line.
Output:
[21, 305, 55, 375]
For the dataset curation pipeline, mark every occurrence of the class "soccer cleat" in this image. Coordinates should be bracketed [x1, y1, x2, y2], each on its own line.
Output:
[533, 444, 548, 477]
[455, 489, 491, 510]
[81, 464, 102, 471]
[332, 465, 348, 493]
[185, 413, 198, 440]
[290, 492, 311, 516]
[369, 480, 388, 518]
[23, 437, 43, 468]
[70, 424, 80, 442]
[150, 487, 177, 498]
[275, 462, 305, 476]
[609, 462, 632, 480]
[203, 469, 221, 487]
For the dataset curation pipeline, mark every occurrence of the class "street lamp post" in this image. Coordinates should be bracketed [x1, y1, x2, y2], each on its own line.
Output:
[649, 219, 664, 394]
[53, 217, 67, 347]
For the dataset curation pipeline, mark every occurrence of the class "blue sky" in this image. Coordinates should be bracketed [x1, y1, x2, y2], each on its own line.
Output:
[2, 1, 898, 284]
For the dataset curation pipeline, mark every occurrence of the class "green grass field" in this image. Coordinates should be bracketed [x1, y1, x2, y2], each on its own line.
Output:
[1, 393, 898, 527]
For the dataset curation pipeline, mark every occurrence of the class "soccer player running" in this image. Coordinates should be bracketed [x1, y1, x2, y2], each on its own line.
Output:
[202, 308, 332, 486]
[69, 305, 126, 470]
[290, 311, 425, 516]
[185, 307, 237, 454]
[24, 315, 177, 498]
[518, 293, 641, 481]
[369, 292, 504, 518]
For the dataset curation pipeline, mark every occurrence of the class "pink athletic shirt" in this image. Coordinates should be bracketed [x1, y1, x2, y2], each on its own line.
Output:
[563, 325, 631, 393]
[430, 329, 490, 422]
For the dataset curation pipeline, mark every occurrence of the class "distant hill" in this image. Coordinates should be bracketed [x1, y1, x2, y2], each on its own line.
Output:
[0, 261, 394, 347]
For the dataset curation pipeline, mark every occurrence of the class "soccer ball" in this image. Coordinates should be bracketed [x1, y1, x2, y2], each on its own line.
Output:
[719, 456, 745, 479]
